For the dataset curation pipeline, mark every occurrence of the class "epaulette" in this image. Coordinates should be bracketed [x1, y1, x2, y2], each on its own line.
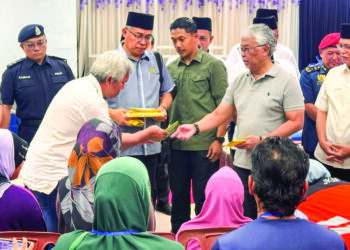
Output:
[305, 65, 321, 73]
[48, 55, 67, 62]
[7, 58, 25, 68]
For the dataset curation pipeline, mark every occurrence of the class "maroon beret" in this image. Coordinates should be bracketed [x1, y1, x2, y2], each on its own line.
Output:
[318, 33, 340, 50]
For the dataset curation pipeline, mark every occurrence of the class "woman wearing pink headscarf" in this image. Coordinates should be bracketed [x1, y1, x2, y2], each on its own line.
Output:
[176, 166, 252, 250]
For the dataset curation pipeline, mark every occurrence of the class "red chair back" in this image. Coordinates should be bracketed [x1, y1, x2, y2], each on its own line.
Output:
[148, 231, 176, 240]
[0, 231, 60, 250]
[177, 227, 236, 250]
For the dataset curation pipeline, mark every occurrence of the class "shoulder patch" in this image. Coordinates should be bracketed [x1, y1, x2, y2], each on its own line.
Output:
[305, 66, 321, 73]
[48, 55, 67, 62]
[7, 58, 25, 68]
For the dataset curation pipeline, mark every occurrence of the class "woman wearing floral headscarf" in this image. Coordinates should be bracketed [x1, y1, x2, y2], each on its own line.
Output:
[54, 157, 184, 250]
[58, 118, 122, 232]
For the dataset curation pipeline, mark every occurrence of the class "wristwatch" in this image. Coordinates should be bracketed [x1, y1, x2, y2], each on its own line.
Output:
[215, 136, 225, 144]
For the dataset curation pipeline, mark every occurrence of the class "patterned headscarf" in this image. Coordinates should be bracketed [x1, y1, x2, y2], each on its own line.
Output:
[59, 118, 122, 231]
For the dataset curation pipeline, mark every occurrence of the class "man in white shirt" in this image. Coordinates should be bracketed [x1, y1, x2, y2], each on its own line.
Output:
[20, 50, 168, 232]
[226, 9, 299, 83]
[315, 23, 350, 182]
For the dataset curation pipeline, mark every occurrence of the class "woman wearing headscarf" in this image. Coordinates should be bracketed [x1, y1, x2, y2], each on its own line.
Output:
[54, 157, 184, 250]
[176, 166, 252, 250]
[58, 118, 156, 233]
[58, 118, 122, 232]
[0, 129, 46, 231]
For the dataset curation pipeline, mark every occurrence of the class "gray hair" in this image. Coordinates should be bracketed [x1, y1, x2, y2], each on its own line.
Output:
[90, 50, 133, 83]
[242, 24, 276, 56]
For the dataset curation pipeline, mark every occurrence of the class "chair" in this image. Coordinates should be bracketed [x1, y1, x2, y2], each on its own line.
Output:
[177, 227, 236, 250]
[0, 231, 61, 250]
[148, 231, 176, 240]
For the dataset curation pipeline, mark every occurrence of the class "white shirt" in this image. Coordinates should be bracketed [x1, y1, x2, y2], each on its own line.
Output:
[315, 64, 350, 169]
[226, 43, 300, 84]
[20, 75, 110, 194]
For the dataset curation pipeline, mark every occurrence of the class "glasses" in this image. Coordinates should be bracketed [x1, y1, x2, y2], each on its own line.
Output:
[24, 40, 47, 49]
[126, 28, 152, 43]
[238, 44, 266, 54]
[337, 43, 350, 51]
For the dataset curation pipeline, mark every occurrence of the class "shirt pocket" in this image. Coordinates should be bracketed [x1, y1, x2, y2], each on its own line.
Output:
[51, 74, 69, 84]
[189, 73, 209, 95]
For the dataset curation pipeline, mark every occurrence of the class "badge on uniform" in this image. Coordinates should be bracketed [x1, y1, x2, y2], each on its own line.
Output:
[35, 26, 41, 36]
[54, 72, 63, 76]
[18, 75, 31, 79]
[317, 74, 325, 85]
[150, 66, 156, 73]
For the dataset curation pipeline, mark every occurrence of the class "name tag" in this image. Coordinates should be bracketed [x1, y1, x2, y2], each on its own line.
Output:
[18, 75, 31, 79]
[54, 72, 63, 76]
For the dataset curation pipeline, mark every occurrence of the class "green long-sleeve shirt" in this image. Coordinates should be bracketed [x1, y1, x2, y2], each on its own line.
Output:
[167, 49, 228, 150]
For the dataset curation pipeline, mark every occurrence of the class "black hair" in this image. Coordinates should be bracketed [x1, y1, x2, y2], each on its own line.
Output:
[170, 17, 197, 34]
[251, 136, 309, 217]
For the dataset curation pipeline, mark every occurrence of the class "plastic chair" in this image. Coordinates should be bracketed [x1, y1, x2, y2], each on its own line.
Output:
[0, 231, 61, 250]
[148, 231, 176, 240]
[177, 227, 236, 250]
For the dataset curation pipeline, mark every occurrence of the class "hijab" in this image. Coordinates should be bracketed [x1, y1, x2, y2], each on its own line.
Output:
[59, 118, 122, 231]
[176, 166, 252, 249]
[0, 129, 27, 198]
[54, 157, 184, 250]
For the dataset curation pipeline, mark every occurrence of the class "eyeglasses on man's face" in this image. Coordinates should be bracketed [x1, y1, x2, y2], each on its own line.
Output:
[23, 39, 47, 49]
[238, 44, 266, 54]
[126, 28, 153, 43]
[337, 43, 350, 51]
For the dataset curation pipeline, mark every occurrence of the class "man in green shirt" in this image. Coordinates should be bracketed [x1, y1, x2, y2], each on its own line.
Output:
[167, 17, 228, 234]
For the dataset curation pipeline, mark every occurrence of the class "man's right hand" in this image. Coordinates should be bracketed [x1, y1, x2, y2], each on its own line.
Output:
[109, 108, 132, 126]
[171, 124, 196, 141]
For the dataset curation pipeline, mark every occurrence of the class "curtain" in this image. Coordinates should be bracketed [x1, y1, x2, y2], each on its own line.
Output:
[299, 0, 350, 71]
[77, 1, 299, 77]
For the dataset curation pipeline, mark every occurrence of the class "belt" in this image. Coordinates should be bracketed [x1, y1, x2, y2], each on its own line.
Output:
[20, 119, 42, 127]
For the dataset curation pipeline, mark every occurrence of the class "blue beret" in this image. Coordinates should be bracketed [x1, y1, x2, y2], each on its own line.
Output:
[18, 24, 45, 43]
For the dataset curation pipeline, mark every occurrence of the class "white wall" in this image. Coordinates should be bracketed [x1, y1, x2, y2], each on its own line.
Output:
[0, 0, 77, 77]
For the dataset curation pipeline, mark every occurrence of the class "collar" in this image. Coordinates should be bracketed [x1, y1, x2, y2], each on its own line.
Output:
[22, 55, 49, 69]
[247, 63, 279, 79]
[178, 48, 203, 66]
[88, 74, 104, 98]
[118, 44, 149, 62]
[318, 62, 328, 74]
[343, 64, 350, 72]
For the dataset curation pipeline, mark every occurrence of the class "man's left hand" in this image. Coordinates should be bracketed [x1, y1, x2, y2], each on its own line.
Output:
[207, 140, 223, 162]
[152, 106, 167, 122]
[235, 135, 260, 150]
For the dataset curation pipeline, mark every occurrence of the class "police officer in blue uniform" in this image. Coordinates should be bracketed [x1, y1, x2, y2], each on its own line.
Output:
[300, 33, 341, 159]
[1, 24, 74, 143]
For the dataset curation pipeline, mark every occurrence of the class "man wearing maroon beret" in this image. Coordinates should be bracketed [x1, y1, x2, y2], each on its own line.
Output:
[300, 33, 341, 159]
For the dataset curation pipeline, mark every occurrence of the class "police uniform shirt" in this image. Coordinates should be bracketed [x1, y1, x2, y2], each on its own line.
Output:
[300, 62, 328, 153]
[1, 56, 74, 141]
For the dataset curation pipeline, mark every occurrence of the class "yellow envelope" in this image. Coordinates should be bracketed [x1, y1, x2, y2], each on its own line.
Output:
[223, 139, 247, 147]
[126, 108, 164, 118]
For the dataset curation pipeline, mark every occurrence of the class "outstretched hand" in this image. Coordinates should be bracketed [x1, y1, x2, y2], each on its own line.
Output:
[171, 124, 196, 141]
